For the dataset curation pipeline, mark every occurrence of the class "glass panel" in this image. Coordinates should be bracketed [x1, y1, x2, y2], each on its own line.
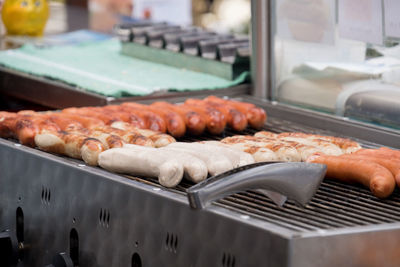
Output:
[272, 0, 400, 130]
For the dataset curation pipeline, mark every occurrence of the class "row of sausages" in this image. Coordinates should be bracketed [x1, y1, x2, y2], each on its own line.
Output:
[0, 110, 176, 166]
[62, 96, 267, 137]
[221, 131, 362, 162]
[214, 131, 400, 198]
[100, 142, 255, 187]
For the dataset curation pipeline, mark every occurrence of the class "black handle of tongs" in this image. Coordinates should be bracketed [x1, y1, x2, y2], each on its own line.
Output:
[186, 162, 326, 210]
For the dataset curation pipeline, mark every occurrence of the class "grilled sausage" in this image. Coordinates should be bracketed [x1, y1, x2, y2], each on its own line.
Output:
[199, 140, 255, 166]
[279, 136, 343, 156]
[59, 113, 105, 128]
[85, 130, 124, 149]
[101, 105, 147, 128]
[254, 131, 278, 139]
[221, 135, 298, 162]
[35, 130, 106, 165]
[277, 132, 362, 153]
[340, 154, 400, 188]
[0, 112, 18, 138]
[119, 104, 167, 133]
[204, 95, 267, 129]
[181, 102, 226, 135]
[151, 102, 206, 135]
[98, 147, 184, 187]
[124, 144, 208, 183]
[110, 121, 174, 147]
[62, 107, 118, 124]
[187, 98, 248, 131]
[45, 114, 86, 132]
[378, 147, 400, 158]
[122, 103, 186, 137]
[13, 115, 60, 146]
[90, 125, 154, 147]
[307, 154, 395, 198]
[355, 147, 400, 160]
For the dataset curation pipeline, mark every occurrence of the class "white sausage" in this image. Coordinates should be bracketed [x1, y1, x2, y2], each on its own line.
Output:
[168, 142, 245, 168]
[98, 148, 184, 187]
[124, 144, 208, 183]
[164, 144, 233, 176]
[199, 141, 255, 166]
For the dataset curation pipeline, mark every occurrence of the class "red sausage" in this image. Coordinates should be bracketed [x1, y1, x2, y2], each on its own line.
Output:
[122, 103, 185, 137]
[151, 101, 206, 135]
[181, 102, 226, 135]
[307, 154, 395, 198]
[204, 95, 267, 129]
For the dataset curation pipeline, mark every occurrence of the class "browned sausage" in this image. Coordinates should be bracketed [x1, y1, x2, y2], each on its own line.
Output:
[100, 106, 146, 128]
[90, 125, 154, 147]
[119, 104, 167, 133]
[57, 113, 105, 129]
[35, 130, 106, 166]
[204, 95, 267, 129]
[45, 114, 86, 132]
[62, 107, 118, 124]
[339, 154, 400, 189]
[11, 115, 60, 146]
[122, 103, 186, 137]
[355, 148, 400, 160]
[0, 112, 18, 138]
[110, 121, 175, 147]
[307, 154, 395, 198]
[277, 132, 362, 153]
[183, 100, 226, 135]
[188, 98, 248, 131]
[151, 101, 206, 135]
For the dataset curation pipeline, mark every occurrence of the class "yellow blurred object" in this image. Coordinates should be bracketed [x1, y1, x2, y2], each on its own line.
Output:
[1, 0, 49, 36]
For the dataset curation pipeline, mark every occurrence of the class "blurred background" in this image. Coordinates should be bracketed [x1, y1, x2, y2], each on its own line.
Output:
[0, 0, 251, 37]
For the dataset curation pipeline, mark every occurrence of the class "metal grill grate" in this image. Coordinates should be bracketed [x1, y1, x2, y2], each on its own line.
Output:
[125, 118, 400, 233]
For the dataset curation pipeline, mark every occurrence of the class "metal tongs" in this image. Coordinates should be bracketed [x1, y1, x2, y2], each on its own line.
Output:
[186, 162, 326, 209]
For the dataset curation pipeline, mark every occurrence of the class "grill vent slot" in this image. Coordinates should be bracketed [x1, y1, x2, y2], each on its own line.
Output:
[222, 252, 236, 267]
[165, 232, 178, 253]
[41, 186, 51, 205]
[99, 208, 111, 228]
[131, 252, 142, 267]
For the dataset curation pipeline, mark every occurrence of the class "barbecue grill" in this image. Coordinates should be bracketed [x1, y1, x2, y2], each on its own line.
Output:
[2, 0, 400, 266]
[0, 95, 400, 267]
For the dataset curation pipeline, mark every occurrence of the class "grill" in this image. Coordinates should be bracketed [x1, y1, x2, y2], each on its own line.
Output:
[1, 97, 400, 267]
[134, 121, 400, 234]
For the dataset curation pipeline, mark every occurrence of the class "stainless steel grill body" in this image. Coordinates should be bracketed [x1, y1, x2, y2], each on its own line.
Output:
[1, 97, 400, 267]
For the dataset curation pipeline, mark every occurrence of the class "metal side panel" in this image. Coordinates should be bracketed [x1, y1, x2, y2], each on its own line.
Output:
[289, 225, 400, 267]
[0, 139, 289, 267]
